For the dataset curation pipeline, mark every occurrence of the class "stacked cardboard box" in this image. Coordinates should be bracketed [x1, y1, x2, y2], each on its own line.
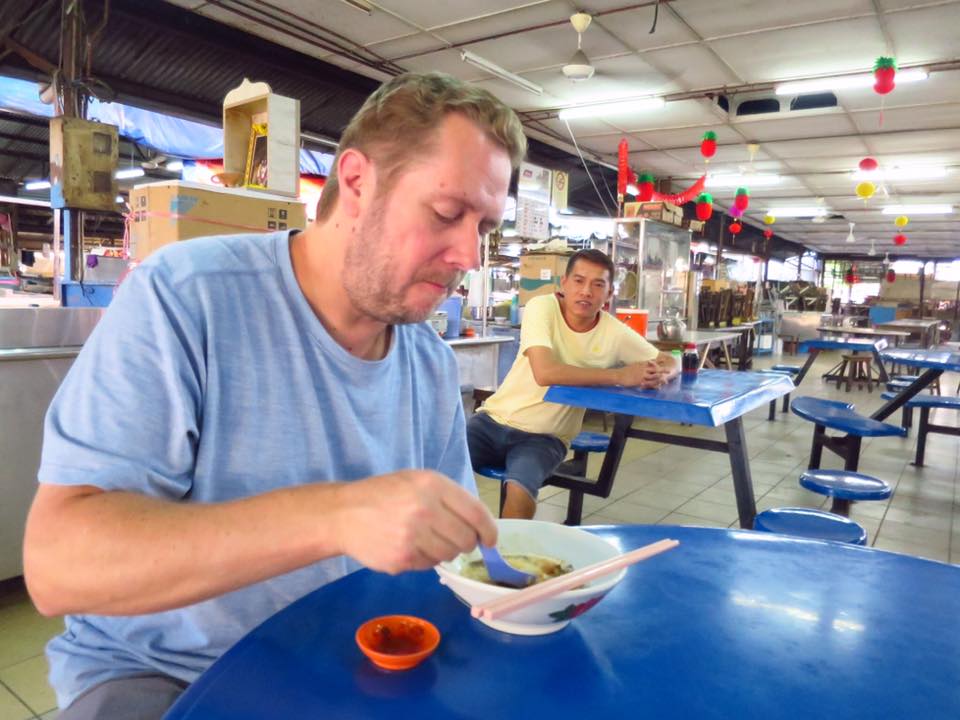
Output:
[623, 201, 684, 226]
[519, 252, 571, 305]
[130, 181, 307, 261]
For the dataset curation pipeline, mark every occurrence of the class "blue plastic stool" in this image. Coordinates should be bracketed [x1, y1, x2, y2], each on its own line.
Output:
[754, 507, 868, 545]
[771, 364, 802, 375]
[476, 466, 506, 481]
[799, 469, 891, 516]
[790, 396, 905, 473]
[570, 431, 610, 453]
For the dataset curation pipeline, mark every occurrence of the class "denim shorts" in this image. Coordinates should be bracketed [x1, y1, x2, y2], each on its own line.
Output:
[466, 412, 567, 499]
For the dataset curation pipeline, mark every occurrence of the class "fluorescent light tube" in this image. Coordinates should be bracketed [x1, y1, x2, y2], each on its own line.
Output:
[115, 168, 145, 179]
[852, 166, 946, 182]
[626, 183, 639, 196]
[24, 179, 51, 190]
[0, 194, 50, 207]
[706, 174, 781, 188]
[557, 97, 665, 120]
[882, 204, 953, 215]
[765, 207, 828, 217]
[339, 0, 373, 13]
[165, 160, 184, 172]
[775, 69, 927, 95]
[460, 50, 543, 96]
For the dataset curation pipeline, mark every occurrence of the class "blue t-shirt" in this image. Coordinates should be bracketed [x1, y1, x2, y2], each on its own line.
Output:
[39, 231, 475, 708]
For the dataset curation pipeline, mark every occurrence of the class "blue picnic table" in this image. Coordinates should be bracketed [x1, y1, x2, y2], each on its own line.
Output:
[164, 524, 960, 720]
[545, 369, 794, 529]
[796, 338, 891, 386]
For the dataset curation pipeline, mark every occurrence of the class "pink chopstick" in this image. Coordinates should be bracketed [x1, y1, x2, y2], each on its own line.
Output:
[471, 538, 680, 621]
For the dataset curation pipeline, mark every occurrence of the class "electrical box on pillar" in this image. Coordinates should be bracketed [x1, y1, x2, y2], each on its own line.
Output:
[48, 116, 118, 211]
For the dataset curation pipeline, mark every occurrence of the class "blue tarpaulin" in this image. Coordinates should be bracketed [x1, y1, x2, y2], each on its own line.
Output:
[0, 76, 333, 174]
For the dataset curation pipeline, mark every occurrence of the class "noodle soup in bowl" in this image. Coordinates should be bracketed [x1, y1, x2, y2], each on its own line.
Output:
[434, 519, 626, 635]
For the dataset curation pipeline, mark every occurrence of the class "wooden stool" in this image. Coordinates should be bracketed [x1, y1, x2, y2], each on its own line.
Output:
[838, 354, 873, 392]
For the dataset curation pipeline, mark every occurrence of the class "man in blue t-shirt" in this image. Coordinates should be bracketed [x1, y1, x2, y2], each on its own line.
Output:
[23, 72, 527, 719]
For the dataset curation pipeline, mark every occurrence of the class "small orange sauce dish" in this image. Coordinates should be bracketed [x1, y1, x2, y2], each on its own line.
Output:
[355, 615, 440, 671]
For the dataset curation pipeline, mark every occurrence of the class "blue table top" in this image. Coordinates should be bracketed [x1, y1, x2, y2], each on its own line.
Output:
[164, 525, 960, 720]
[800, 338, 887, 353]
[544, 369, 793, 427]
[881, 348, 960, 372]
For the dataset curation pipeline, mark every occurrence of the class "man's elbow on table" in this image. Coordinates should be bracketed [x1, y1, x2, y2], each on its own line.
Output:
[23, 483, 107, 617]
[525, 347, 558, 387]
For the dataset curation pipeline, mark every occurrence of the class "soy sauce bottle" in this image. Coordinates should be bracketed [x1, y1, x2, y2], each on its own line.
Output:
[681, 342, 699, 378]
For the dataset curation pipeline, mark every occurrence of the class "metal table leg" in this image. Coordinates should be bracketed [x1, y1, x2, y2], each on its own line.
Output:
[724, 417, 757, 529]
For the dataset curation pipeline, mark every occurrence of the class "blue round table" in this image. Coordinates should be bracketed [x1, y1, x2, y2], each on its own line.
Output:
[164, 526, 960, 719]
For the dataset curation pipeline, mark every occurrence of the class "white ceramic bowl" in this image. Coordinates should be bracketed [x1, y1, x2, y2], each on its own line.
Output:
[434, 519, 626, 635]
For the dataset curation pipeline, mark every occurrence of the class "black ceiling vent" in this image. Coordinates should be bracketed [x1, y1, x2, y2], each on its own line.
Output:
[736, 98, 780, 116]
[789, 92, 838, 111]
[715, 94, 730, 113]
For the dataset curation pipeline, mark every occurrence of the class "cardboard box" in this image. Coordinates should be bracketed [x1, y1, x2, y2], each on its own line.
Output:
[519, 252, 571, 305]
[623, 201, 684, 226]
[130, 181, 307, 261]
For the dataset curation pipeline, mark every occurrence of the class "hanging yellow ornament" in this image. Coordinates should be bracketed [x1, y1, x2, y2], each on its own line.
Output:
[855, 181, 876, 200]
[894, 215, 909, 228]
[763, 214, 776, 225]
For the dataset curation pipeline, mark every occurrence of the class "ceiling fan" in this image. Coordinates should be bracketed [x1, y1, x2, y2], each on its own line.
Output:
[562, 13, 595, 82]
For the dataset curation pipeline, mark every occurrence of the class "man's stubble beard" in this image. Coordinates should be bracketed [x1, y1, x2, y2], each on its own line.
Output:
[342, 203, 462, 325]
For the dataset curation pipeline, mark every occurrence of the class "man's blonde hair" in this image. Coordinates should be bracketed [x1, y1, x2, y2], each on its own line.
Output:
[316, 72, 527, 220]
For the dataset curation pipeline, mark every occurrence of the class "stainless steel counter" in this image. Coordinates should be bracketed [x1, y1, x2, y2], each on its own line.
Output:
[0, 306, 102, 580]
[446, 335, 512, 392]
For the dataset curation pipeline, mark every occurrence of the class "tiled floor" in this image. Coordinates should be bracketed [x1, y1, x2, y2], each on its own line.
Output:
[2, 349, 958, 716]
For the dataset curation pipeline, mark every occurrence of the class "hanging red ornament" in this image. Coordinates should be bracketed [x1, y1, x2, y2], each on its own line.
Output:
[651, 174, 706, 205]
[700, 131, 717, 159]
[729, 221, 742, 235]
[858, 157, 879, 172]
[734, 186, 750, 211]
[638, 172, 655, 202]
[886, 268, 896, 283]
[844, 265, 856, 285]
[893, 233, 907, 246]
[694, 192, 713, 221]
[873, 57, 897, 95]
[617, 138, 629, 199]
[763, 229, 773, 240]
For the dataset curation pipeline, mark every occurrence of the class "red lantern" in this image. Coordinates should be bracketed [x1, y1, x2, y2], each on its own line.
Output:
[729, 221, 742, 235]
[695, 192, 713, 221]
[886, 268, 896, 283]
[734, 186, 750, 211]
[617, 138, 629, 198]
[763, 229, 773, 240]
[859, 157, 879, 172]
[700, 131, 717, 159]
[638, 172, 655, 202]
[894, 233, 907, 246]
[874, 57, 897, 95]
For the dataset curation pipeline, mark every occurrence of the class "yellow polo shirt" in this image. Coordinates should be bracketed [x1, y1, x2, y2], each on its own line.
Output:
[480, 293, 659, 445]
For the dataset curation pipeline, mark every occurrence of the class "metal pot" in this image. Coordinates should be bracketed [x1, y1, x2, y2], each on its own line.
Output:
[657, 317, 686, 341]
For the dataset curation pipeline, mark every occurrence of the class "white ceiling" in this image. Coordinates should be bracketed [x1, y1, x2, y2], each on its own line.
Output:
[166, 0, 960, 258]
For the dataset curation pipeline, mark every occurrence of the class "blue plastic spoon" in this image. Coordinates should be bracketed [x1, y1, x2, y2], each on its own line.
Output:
[478, 544, 536, 588]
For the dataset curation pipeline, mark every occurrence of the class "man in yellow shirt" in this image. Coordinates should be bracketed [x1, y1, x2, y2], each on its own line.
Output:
[468, 249, 679, 519]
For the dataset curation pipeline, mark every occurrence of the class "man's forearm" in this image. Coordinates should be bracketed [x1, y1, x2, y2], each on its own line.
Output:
[533, 360, 626, 387]
[24, 483, 347, 617]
